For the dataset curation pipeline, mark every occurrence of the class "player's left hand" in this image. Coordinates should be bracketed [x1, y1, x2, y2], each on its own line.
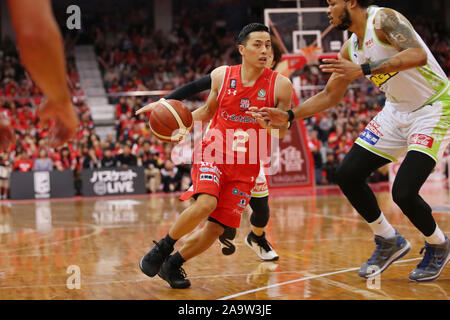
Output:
[135, 101, 158, 116]
[319, 58, 364, 80]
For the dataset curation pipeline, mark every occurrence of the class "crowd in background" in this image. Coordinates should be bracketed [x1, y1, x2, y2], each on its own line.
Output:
[0, 5, 448, 199]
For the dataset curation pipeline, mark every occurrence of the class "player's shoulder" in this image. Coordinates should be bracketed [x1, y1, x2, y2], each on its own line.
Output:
[373, 7, 411, 30]
[274, 73, 292, 102]
[275, 73, 292, 89]
[211, 66, 229, 79]
[374, 7, 400, 18]
[210, 66, 229, 89]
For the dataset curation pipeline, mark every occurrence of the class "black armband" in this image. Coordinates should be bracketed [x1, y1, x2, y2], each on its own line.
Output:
[361, 63, 371, 76]
[286, 109, 295, 129]
[165, 74, 212, 100]
[287, 109, 294, 121]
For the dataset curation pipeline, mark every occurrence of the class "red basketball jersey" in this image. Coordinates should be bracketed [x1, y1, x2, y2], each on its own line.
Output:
[195, 65, 278, 176]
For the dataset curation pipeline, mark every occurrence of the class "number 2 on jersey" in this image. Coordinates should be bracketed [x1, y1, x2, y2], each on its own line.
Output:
[232, 130, 249, 152]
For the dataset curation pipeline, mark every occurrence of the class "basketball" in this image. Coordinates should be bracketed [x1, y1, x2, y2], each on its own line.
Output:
[149, 99, 193, 143]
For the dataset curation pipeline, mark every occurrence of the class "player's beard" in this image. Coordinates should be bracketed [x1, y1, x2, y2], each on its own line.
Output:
[335, 7, 352, 30]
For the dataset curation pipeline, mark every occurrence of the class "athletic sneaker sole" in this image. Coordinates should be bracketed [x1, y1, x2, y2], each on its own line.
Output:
[157, 270, 191, 289]
[409, 252, 450, 282]
[139, 256, 158, 277]
[245, 237, 279, 261]
[359, 240, 411, 279]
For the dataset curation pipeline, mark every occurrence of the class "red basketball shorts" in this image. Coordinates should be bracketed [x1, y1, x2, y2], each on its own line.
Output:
[179, 161, 258, 228]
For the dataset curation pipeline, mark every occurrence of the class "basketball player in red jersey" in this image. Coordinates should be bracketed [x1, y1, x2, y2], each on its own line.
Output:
[0, 0, 79, 152]
[139, 23, 293, 288]
[136, 36, 284, 262]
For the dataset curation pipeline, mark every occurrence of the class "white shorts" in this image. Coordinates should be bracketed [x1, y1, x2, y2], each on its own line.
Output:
[356, 87, 450, 163]
[250, 163, 269, 198]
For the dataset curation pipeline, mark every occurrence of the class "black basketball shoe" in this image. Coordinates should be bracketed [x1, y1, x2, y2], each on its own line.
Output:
[158, 257, 191, 289]
[139, 239, 174, 277]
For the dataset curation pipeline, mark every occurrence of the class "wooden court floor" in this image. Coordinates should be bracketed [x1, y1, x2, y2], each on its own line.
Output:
[0, 181, 449, 300]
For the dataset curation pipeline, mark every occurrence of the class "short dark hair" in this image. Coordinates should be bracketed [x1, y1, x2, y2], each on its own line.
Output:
[237, 23, 270, 46]
[353, 0, 373, 8]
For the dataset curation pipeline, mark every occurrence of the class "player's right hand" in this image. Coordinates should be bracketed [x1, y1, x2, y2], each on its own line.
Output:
[39, 99, 79, 148]
[246, 107, 289, 127]
[0, 113, 15, 152]
[135, 101, 158, 116]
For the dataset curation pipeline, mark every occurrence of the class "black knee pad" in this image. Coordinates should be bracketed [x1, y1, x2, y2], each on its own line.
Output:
[249, 196, 270, 228]
[335, 160, 353, 187]
[391, 150, 436, 209]
[391, 184, 410, 208]
[335, 144, 390, 188]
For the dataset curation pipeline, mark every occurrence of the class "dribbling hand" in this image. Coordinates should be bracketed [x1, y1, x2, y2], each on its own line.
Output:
[135, 101, 159, 116]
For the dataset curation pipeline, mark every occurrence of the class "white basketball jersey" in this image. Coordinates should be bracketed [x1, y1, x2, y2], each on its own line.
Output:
[348, 6, 449, 112]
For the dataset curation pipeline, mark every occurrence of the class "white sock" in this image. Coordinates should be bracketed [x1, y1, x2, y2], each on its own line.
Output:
[425, 225, 446, 245]
[368, 212, 396, 239]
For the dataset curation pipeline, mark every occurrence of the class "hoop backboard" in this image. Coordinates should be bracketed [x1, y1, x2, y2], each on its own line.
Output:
[264, 7, 348, 58]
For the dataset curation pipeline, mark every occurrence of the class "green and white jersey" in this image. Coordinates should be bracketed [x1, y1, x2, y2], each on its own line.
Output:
[348, 6, 449, 112]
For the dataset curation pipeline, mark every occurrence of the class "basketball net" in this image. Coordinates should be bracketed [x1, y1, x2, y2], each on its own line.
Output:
[300, 46, 323, 65]
[275, 46, 322, 78]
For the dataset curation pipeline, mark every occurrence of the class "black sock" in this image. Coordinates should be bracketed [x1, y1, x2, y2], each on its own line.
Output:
[250, 231, 265, 239]
[168, 251, 185, 268]
[164, 234, 177, 247]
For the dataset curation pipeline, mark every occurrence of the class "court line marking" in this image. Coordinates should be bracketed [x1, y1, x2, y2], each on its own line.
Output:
[0, 223, 103, 253]
[300, 271, 393, 300]
[0, 258, 424, 292]
[217, 257, 422, 300]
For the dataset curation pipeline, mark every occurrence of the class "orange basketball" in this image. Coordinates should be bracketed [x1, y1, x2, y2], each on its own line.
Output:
[149, 99, 193, 143]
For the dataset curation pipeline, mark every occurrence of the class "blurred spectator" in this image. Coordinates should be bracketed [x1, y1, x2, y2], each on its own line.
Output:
[0, 154, 11, 200]
[101, 148, 117, 168]
[82, 147, 100, 169]
[160, 159, 181, 193]
[322, 153, 340, 185]
[116, 144, 137, 168]
[55, 147, 77, 171]
[34, 149, 53, 171]
[138, 140, 163, 193]
[13, 151, 33, 172]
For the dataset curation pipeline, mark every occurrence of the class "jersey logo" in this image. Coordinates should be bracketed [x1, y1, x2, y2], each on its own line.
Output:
[409, 134, 434, 148]
[230, 79, 236, 89]
[365, 38, 374, 49]
[227, 89, 237, 96]
[221, 110, 229, 120]
[239, 98, 251, 110]
[360, 129, 380, 145]
[369, 72, 398, 88]
[366, 120, 383, 137]
[257, 89, 266, 101]
[199, 174, 214, 181]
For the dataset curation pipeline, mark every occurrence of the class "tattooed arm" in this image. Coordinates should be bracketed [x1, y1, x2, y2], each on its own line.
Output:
[369, 8, 428, 74]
